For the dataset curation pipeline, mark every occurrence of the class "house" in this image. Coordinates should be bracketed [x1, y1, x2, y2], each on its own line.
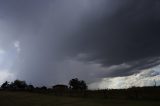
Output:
[52, 85, 68, 90]
[52, 85, 68, 96]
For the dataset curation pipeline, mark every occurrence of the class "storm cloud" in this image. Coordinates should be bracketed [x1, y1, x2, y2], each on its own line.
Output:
[0, 0, 160, 88]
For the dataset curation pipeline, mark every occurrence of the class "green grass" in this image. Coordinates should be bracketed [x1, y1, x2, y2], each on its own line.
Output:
[0, 91, 160, 106]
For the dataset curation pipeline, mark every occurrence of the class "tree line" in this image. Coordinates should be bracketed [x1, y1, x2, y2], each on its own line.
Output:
[0, 78, 87, 91]
[1, 78, 160, 100]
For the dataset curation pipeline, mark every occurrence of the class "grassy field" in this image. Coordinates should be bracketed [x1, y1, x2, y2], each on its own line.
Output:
[0, 91, 160, 106]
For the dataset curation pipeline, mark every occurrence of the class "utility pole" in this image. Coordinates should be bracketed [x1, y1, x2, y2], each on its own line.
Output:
[154, 79, 156, 87]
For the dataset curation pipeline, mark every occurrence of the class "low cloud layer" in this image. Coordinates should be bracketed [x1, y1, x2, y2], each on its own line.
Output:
[89, 65, 160, 89]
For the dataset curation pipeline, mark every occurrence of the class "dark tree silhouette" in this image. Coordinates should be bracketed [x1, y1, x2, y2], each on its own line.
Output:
[69, 78, 87, 90]
[79, 80, 87, 90]
[9, 80, 27, 89]
[1, 81, 9, 89]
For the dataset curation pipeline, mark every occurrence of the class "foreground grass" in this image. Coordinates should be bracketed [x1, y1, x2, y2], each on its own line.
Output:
[0, 91, 160, 106]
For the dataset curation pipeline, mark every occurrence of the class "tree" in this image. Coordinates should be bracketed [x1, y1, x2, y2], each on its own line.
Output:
[10, 80, 27, 89]
[69, 78, 87, 90]
[79, 80, 87, 90]
[1, 81, 9, 89]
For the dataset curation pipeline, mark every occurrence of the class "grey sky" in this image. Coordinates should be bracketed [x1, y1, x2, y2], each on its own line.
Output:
[0, 0, 160, 88]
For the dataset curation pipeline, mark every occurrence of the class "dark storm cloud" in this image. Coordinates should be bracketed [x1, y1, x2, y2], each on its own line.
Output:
[0, 0, 160, 86]
[98, 57, 160, 77]
[62, 0, 160, 73]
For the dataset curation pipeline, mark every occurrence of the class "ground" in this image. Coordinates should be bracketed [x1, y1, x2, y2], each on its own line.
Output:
[0, 91, 160, 106]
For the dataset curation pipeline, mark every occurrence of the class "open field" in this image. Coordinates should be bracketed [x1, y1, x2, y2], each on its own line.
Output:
[0, 91, 160, 106]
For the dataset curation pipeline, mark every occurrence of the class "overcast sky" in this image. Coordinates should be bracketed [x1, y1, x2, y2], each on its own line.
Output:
[0, 0, 160, 89]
